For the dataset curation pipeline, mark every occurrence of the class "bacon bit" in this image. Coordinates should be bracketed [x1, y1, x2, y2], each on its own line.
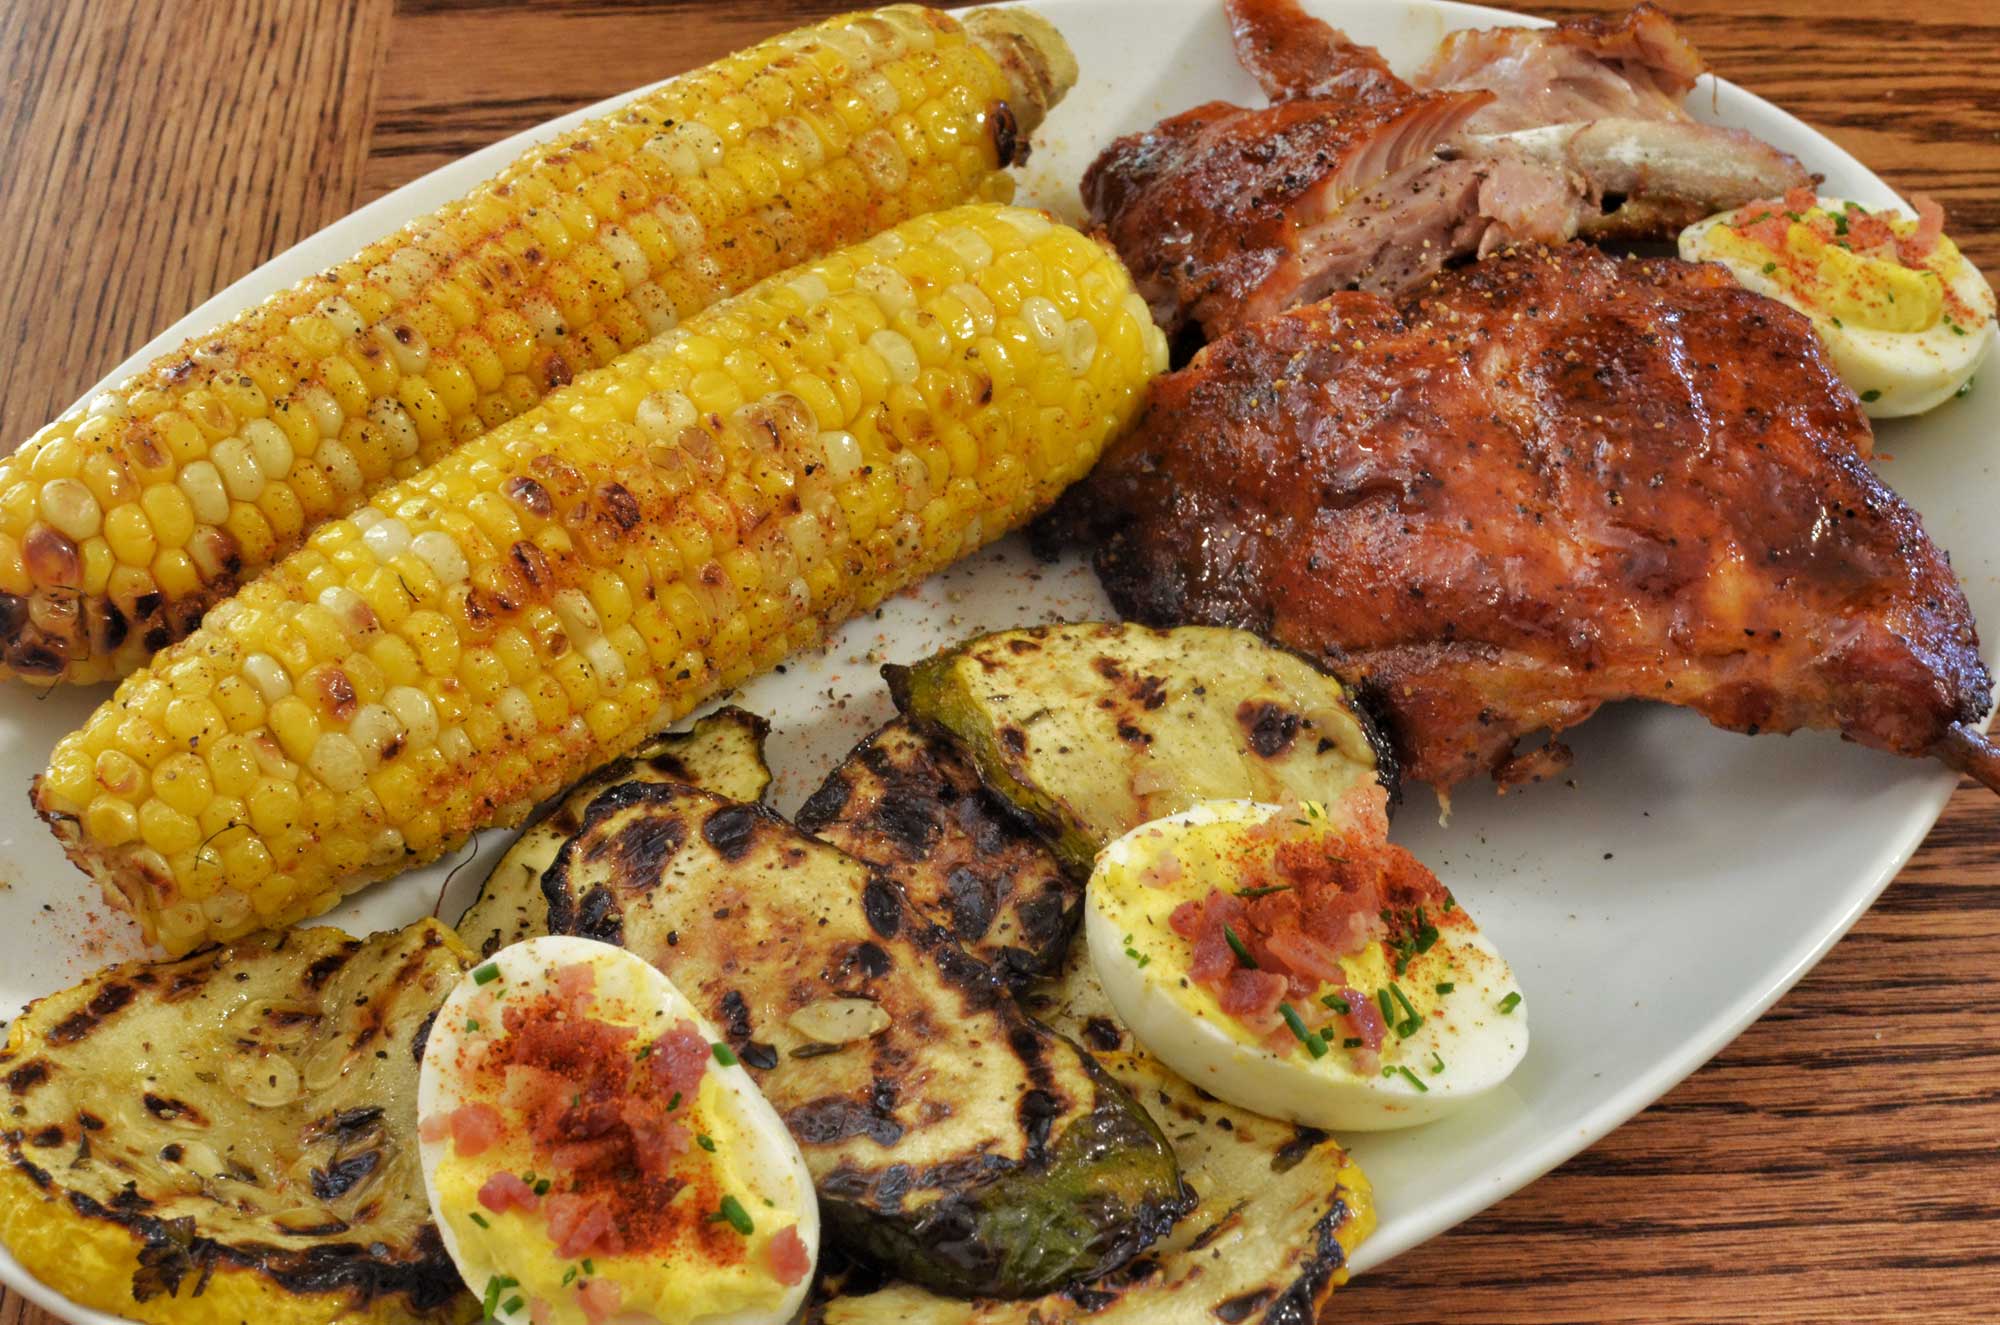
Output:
[1847, 211, 1897, 257]
[529, 1299, 554, 1325]
[1140, 852, 1184, 889]
[648, 1020, 711, 1095]
[1738, 212, 1790, 254]
[1341, 987, 1387, 1054]
[1898, 194, 1946, 266]
[768, 1225, 813, 1286]
[1782, 184, 1818, 215]
[1218, 968, 1288, 1031]
[418, 1112, 451, 1143]
[627, 1116, 692, 1179]
[1189, 922, 1235, 985]
[1263, 926, 1346, 987]
[576, 1275, 624, 1325]
[554, 962, 597, 1008]
[478, 1171, 541, 1214]
[546, 1192, 625, 1259]
[448, 1103, 503, 1157]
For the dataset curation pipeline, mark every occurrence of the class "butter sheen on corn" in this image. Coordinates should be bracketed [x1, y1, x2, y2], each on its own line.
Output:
[0, 4, 1056, 686]
[35, 204, 1168, 955]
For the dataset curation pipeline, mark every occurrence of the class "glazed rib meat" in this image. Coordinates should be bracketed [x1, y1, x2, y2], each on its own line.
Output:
[1049, 246, 1995, 793]
[1084, 0, 1810, 339]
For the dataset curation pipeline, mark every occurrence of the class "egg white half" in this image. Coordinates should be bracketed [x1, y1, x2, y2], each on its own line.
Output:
[1087, 800, 1528, 1132]
[417, 935, 818, 1325]
[1680, 198, 1995, 419]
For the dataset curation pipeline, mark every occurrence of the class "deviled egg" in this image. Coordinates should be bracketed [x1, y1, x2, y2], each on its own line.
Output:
[418, 935, 817, 1325]
[1680, 188, 1994, 417]
[1086, 793, 1526, 1131]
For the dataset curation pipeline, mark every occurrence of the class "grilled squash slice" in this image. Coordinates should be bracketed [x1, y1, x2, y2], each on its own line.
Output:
[543, 781, 1186, 1299]
[817, 948, 1376, 1325]
[797, 719, 1078, 987]
[456, 707, 771, 956]
[887, 623, 1389, 875]
[0, 921, 474, 1325]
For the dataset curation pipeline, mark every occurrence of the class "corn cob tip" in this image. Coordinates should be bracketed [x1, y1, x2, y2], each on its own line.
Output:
[962, 7, 1078, 141]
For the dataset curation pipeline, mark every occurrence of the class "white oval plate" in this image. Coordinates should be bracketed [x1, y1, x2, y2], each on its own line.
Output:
[1, 1, 1992, 1319]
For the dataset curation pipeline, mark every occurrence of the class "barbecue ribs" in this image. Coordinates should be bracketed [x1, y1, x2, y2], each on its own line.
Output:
[1048, 246, 1997, 793]
[1083, 0, 1811, 340]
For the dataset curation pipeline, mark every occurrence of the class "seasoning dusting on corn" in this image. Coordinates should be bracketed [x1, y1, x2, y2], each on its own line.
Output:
[0, 4, 1074, 685]
[35, 204, 1168, 954]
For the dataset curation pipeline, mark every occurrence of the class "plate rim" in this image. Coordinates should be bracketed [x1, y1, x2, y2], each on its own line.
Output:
[0, 0, 1971, 1316]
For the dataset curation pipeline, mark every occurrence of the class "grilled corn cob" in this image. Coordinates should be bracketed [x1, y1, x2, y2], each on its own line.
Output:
[0, 5, 1075, 687]
[36, 203, 1168, 955]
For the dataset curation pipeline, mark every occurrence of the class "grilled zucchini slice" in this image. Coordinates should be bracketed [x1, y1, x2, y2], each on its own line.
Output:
[886, 623, 1388, 875]
[456, 707, 771, 956]
[543, 781, 1187, 1299]
[797, 719, 1078, 987]
[817, 949, 1376, 1325]
[0, 921, 474, 1325]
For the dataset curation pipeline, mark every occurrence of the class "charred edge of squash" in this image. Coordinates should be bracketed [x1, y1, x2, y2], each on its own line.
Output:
[0, 1126, 469, 1324]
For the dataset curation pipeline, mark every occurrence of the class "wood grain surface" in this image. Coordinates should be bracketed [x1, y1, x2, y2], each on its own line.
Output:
[1, 0, 1996, 1321]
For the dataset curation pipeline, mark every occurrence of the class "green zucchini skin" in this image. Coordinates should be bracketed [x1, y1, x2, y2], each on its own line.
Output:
[542, 780, 1187, 1298]
[886, 622, 1391, 875]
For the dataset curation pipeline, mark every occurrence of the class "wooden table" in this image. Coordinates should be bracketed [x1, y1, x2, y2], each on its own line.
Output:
[2, 1, 1995, 1321]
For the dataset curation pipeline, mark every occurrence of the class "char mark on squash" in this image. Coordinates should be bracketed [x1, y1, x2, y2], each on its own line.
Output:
[700, 803, 761, 861]
[1239, 700, 1303, 757]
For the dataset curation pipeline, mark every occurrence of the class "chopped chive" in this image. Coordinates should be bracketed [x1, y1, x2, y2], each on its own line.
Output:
[1833, 212, 1849, 236]
[1957, 380, 1974, 398]
[503, 1298, 525, 1316]
[1235, 884, 1293, 899]
[468, 1211, 489, 1229]
[561, 1266, 579, 1287]
[1222, 925, 1257, 969]
[667, 1091, 681, 1111]
[1278, 1003, 1326, 1057]
[465, 1018, 480, 1032]
[1861, 389, 1882, 402]
[1321, 993, 1351, 1015]
[1442, 890, 1456, 913]
[1429, 1051, 1446, 1075]
[719, 1194, 755, 1235]
[1388, 982, 1423, 1037]
[481, 1275, 518, 1321]
[1498, 991, 1523, 1015]
[697, 1133, 717, 1152]
[534, 1178, 550, 1196]
[1393, 1065, 1430, 1093]
[1342, 1037, 1363, 1049]
[711, 1041, 739, 1066]
[1762, 261, 1778, 274]
[582, 1259, 594, 1275]
[1831, 316, 1844, 328]
[636, 1043, 652, 1059]
[1377, 988, 1394, 1024]
[1434, 981, 1456, 995]
[472, 963, 500, 985]
[1948, 320, 1966, 336]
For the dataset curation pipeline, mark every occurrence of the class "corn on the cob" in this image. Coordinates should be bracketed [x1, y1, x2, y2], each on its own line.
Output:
[0, 5, 1075, 687]
[35, 203, 1168, 955]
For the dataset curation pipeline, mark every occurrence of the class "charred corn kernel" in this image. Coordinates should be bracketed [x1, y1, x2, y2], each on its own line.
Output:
[37, 204, 1164, 953]
[2, 5, 1072, 686]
